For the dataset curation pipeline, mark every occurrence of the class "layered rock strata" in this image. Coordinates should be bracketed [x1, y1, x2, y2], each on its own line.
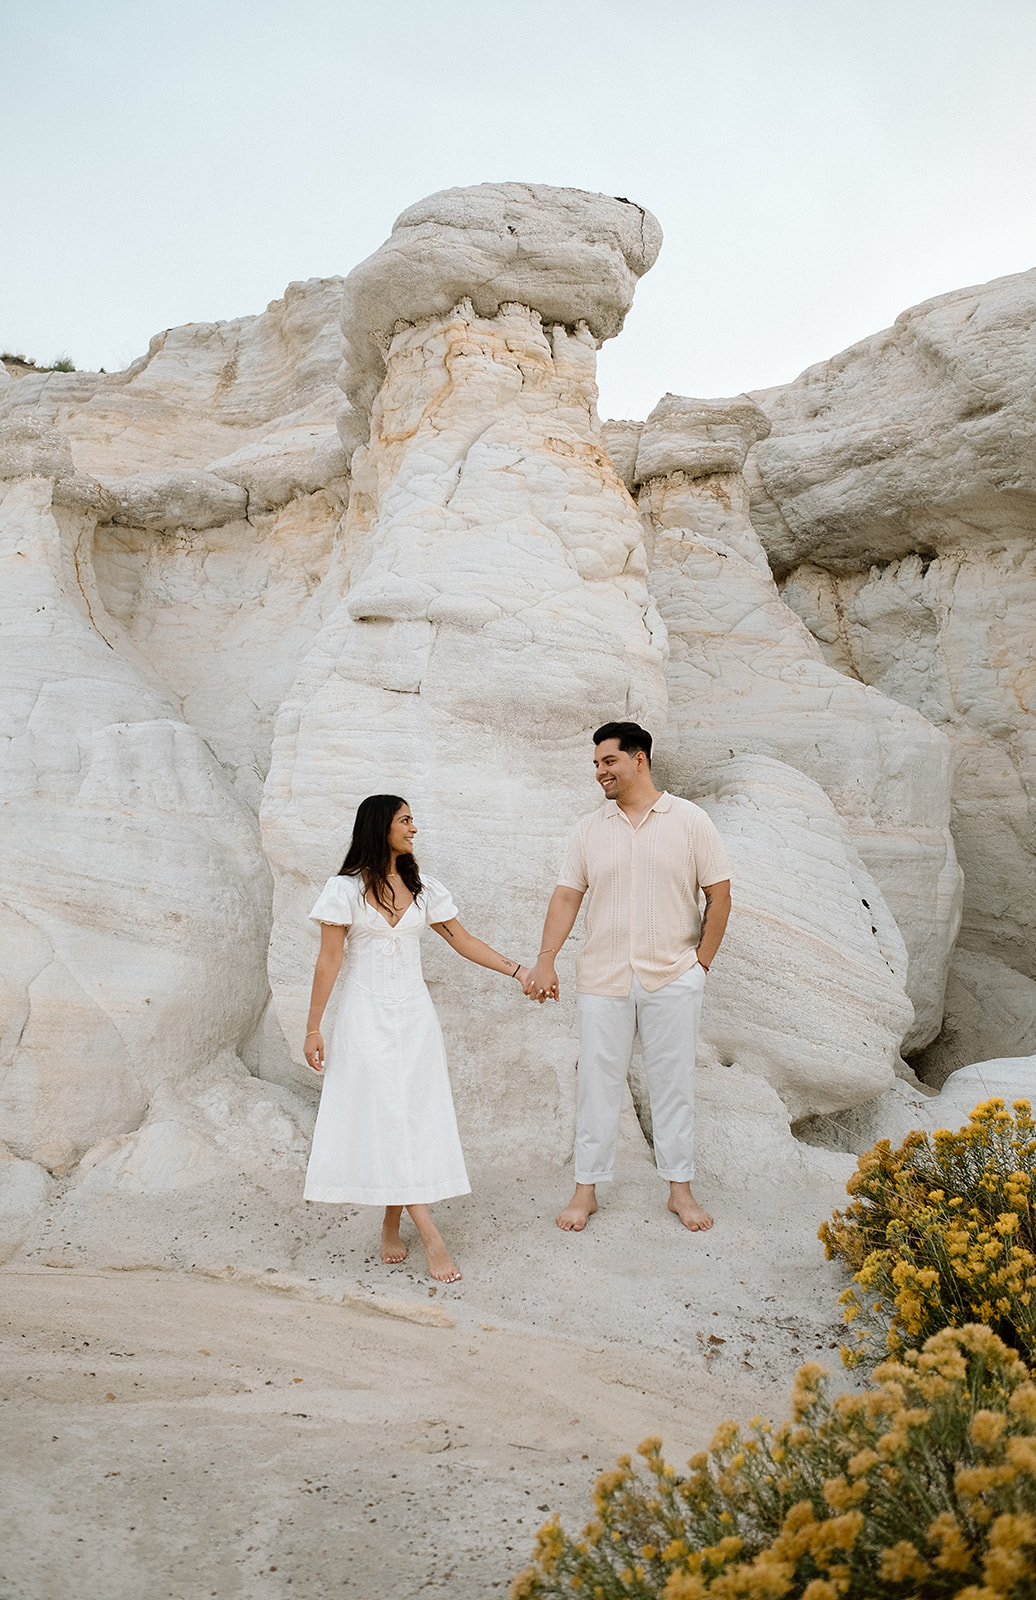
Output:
[262, 187, 669, 1165]
[0, 420, 278, 1175]
[627, 395, 962, 1049]
[746, 269, 1036, 1019]
[1, 183, 1032, 1252]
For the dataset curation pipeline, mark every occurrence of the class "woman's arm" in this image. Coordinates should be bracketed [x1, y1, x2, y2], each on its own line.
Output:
[304, 923, 346, 1071]
[431, 919, 530, 990]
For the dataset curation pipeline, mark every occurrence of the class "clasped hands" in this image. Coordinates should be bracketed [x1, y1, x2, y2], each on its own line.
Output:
[520, 957, 559, 1004]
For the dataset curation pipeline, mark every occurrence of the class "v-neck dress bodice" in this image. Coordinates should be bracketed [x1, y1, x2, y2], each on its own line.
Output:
[302, 872, 470, 1206]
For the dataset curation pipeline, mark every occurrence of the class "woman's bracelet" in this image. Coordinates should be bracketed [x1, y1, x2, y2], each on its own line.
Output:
[305, 1030, 321, 1039]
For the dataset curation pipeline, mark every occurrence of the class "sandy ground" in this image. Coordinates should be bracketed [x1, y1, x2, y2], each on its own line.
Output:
[0, 1141, 855, 1599]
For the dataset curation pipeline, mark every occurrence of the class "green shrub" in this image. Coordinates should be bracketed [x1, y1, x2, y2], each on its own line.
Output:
[0, 352, 76, 372]
[512, 1326, 1036, 1599]
[819, 1099, 1036, 1369]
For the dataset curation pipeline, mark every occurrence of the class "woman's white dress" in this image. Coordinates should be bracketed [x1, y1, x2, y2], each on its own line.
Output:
[303, 872, 471, 1206]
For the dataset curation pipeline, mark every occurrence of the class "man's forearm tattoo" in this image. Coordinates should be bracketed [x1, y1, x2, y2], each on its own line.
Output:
[699, 896, 712, 942]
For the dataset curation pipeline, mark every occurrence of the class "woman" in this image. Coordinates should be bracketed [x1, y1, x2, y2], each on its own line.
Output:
[303, 794, 531, 1283]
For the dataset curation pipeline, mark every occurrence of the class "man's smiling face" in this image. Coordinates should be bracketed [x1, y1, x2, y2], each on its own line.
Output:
[593, 738, 644, 803]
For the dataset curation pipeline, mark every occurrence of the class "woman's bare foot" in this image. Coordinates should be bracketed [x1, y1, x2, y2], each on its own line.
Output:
[422, 1235, 462, 1283]
[668, 1181, 713, 1231]
[381, 1208, 408, 1264]
[556, 1183, 598, 1232]
[405, 1204, 461, 1282]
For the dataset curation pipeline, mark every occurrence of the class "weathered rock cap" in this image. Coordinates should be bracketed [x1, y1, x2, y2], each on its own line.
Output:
[634, 393, 771, 484]
[340, 183, 663, 419]
[94, 470, 248, 531]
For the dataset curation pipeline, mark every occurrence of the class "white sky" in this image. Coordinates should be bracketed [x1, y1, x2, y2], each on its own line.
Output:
[3, 0, 1036, 420]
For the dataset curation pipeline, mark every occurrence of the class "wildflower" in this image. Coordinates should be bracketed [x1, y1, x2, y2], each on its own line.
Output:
[970, 1410, 1007, 1449]
[956, 1464, 1003, 1499]
[511, 1327, 1036, 1600]
[928, 1510, 975, 1574]
[822, 1476, 866, 1511]
[878, 1539, 929, 1581]
[594, 1468, 627, 1501]
[982, 1511, 1036, 1588]
[710, 1420, 739, 1451]
[661, 1574, 707, 1600]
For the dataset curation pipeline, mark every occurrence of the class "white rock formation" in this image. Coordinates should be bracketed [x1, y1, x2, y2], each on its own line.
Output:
[0, 278, 348, 477]
[0, 280, 352, 818]
[90, 486, 343, 814]
[913, 951, 1036, 1089]
[631, 395, 962, 1049]
[0, 421, 273, 1167]
[262, 187, 669, 1165]
[746, 268, 1036, 1019]
[339, 183, 662, 424]
[1, 183, 1033, 1265]
[922, 1056, 1036, 1127]
[691, 757, 913, 1119]
[0, 1144, 50, 1260]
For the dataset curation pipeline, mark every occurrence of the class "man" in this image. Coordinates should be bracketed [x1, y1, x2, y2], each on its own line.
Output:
[526, 722, 731, 1233]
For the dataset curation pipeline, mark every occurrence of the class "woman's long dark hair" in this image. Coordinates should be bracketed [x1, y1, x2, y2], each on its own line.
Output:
[339, 794, 423, 912]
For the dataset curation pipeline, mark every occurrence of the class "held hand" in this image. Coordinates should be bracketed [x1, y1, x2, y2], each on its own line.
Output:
[526, 957, 559, 1003]
[305, 1030, 324, 1072]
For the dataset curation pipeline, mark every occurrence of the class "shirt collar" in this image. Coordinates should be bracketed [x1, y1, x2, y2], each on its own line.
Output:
[604, 790, 672, 819]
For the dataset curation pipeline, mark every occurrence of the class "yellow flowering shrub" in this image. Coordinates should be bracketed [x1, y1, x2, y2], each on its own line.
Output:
[819, 1099, 1036, 1368]
[512, 1327, 1036, 1599]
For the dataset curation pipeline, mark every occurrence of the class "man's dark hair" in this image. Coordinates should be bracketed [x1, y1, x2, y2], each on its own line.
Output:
[593, 721, 652, 764]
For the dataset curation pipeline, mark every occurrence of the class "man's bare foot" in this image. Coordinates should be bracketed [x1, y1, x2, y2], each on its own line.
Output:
[668, 1182, 713, 1232]
[381, 1218, 408, 1264]
[556, 1184, 598, 1232]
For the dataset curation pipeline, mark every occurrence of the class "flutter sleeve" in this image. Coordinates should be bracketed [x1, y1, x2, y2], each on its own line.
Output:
[308, 875, 354, 926]
[420, 876, 459, 924]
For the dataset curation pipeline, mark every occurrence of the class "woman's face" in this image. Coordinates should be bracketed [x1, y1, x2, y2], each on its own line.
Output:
[388, 804, 417, 859]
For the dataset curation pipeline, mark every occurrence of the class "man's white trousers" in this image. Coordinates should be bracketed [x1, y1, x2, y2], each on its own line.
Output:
[574, 963, 707, 1185]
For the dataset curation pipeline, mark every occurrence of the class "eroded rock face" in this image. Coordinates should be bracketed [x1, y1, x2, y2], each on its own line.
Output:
[0, 438, 271, 1164]
[0, 278, 348, 477]
[2, 182, 1033, 1251]
[691, 757, 912, 1119]
[745, 268, 1036, 572]
[746, 268, 1036, 1002]
[631, 397, 961, 1050]
[263, 193, 669, 1161]
[912, 951, 1036, 1089]
[779, 550, 1036, 984]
